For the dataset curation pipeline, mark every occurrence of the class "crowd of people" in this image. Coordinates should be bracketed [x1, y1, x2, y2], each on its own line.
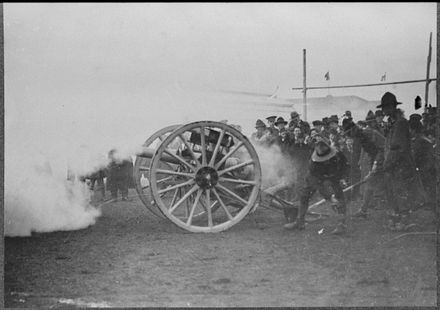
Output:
[250, 91, 437, 234]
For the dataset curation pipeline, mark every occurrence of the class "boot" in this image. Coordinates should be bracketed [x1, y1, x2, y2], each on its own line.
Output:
[283, 219, 305, 230]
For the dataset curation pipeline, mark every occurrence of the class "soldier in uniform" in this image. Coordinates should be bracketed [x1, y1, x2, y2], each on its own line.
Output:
[107, 149, 133, 201]
[378, 92, 419, 231]
[284, 140, 350, 234]
[342, 117, 385, 218]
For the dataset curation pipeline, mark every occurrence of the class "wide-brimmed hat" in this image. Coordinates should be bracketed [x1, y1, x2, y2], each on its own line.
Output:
[377, 92, 402, 108]
[275, 117, 288, 126]
[311, 141, 337, 162]
[266, 115, 277, 122]
[255, 119, 266, 128]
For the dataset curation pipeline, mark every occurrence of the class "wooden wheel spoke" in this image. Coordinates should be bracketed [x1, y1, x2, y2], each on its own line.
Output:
[218, 177, 256, 186]
[212, 188, 233, 220]
[157, 176, 174, 184]
[200, 125, 207, 166]
[206, 189, 213, 227]
[158, 179, 195, 194]
[209, 128, 226, 167]
[156, 169, 194, 178]
[169, 188, 180, 208]
[178, 134, 201, 168]
[215, 141, 244, 169]
[163, 148, 196, 172]
[218, 160, 254, 176]
[216, 183, 248, 206]
[169, 185, 199, 214]
[139, 166, 149, 171]
[186, 189, 202, 225]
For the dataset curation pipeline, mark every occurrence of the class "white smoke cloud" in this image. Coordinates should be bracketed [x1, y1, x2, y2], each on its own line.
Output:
[4, 147, 101, 237]
[252, 143, 296, 190]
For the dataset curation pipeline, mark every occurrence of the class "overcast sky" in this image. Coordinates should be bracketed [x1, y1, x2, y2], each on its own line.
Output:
[4, 3, 437, 158]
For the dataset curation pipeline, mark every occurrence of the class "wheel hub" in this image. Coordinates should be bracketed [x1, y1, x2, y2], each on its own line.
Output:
[195, 166, 219, 189]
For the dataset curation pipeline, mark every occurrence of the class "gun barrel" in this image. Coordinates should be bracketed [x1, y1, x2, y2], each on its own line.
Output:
[136, 147, 181, 165]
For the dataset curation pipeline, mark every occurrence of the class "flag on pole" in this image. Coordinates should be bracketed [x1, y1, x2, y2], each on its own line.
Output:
[324, 71, 330, 81]
[381, 72, 386, 82]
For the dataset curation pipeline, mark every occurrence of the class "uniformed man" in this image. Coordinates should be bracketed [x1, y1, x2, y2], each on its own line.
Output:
[284, 140, 350, 234]
[107, 149, 133, 201]
[342, 117, 385, 218]
[378, 92, 419, 231]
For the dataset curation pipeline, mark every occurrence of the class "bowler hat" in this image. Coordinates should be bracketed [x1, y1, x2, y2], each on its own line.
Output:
[311, 140, 337, 162]
[290, 111, 300, 118]
[377, 92, 402, 108]
[275, 117, 288, 126]
[255, 119, 266, 128]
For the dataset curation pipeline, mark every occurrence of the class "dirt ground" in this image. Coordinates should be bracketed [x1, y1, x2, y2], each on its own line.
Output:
[4, 189, 438, 307]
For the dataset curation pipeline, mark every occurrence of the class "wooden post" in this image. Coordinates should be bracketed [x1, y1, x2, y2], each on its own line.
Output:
[303, 49, 307, 122]
[424, 32, 432, 111]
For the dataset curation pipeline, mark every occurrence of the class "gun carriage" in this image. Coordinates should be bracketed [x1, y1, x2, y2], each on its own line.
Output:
[134, 121, 297, 233]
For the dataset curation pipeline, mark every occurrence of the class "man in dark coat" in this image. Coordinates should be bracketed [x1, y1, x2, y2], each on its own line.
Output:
[107, 149, 133, 201]
[409, 117, 436, 212]
[343, 117, 385, 218]
[284, 140, 350, 234]
[378, 92, 419, 231]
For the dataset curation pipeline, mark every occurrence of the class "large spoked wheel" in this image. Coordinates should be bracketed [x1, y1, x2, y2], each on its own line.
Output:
[134, 125, 180, 218]
[149, 121, 262, 233]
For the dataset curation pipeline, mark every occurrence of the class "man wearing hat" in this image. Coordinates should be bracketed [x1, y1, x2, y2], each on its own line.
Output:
[377, 92, 419, 231]
[250, 119, 270, 146]
[284, 140, 349, 234]
[274, 117, 293, 151]
[343, 110, 352, 120]
[288, 111, 306, 132]
[312, 120, 324, 133]
[265, 115, 279, 145]
[343, 118, 385, 218]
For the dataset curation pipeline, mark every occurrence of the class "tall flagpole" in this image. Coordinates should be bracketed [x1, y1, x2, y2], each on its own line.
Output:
[424, 32, 432, 111]
[303, 49, 307, 122]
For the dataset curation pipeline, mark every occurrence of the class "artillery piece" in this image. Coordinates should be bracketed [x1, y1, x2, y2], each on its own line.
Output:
[134, 121, 295, 233]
